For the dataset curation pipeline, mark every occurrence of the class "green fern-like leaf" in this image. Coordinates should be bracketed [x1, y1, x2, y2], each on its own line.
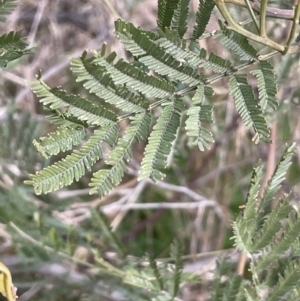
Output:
[156, 29, 207, 69]
[124, 268, 158, 293]
[0, 31, 26, 51]
[170, 241, 183, 298]
[139, 99, 183, 182]
[242, 164, 263, 233]
[1, 109, 43, 172]
[256, 213, 300, 271]
[252, 195, 292, 251]
[157, 0, 180, 31]
[251, 61, 278, 111]
[26, 125, 119, 194]
[208, 258, 232, 301]
[233, 144, 296, 258]
[91, 209, 126, 258]
[170, 0, 190, 38]
[115, 20, 201, 86]
[158, 31, 230, 74]
[225, 275, 245, 301]
[265, 260, 300, 301]
[93, 49, 175, 98]
[71, 52, 148, 113]
[244, 285, 259, 301]
[259, 143, 295, 214]
[89, 112, 151, 197]
[205, 52, 232, 73]
[33, 126, 86, 158]
[192, 0, 215, 40]
[229, 74, 270, 143]
[0, 31, 31, 67]
[149, 255, 164, 291]
[233, 164, 263, 253]
[31, 79, 117, 126]
[0, 0, 17, 22]
[217, 20, 258, 61]
[185, 84, 214, 151]
[44, 109, 88, 128]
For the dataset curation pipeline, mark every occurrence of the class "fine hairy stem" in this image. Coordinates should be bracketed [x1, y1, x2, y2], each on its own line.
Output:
[259, 0, 268, 37]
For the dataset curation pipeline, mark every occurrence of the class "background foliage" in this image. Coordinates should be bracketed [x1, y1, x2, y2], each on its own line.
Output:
[1, 0, 300, 300]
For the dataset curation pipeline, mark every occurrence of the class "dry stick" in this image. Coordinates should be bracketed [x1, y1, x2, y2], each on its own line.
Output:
[27, 0, 48, 45]
[110, 181, 147, 231]
[24, 0, 48, 113]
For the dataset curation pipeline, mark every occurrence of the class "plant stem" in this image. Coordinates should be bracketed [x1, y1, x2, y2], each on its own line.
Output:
[213, 0, 285, 52]
[150, 49, 281, 110]
[244, 0, 260, 33]
[224, 0, 295, 21]
[283, 1, 300, 54]
[259, 0, 268, 37]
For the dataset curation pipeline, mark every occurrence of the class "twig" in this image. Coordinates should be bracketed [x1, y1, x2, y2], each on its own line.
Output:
[244, 0, 260, 33]
[213, 0, 285, 52]
[283, 1, 300, 54]
[259, 0, 268, 37]
[1, 71, 27, 87]
[110, 181, 147, 231]
[27, 0, 48, 45]
[225, 0, 297, 20]
[103, 200, 221, 212]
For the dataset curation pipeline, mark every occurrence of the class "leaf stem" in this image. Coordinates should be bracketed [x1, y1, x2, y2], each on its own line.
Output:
[244, 0, 260, 33]
[213, 0, 285, 52]
[259, 0, 268, 37]
[224, 0, 296, 21]
[283, 1, 300, 54]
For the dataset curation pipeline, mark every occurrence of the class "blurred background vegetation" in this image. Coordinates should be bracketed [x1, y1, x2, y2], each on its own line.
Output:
[1, 0, 300, 300]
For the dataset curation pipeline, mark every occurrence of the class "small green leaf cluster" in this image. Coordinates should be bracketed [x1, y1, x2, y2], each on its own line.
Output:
[3, 143, 299, 301]
[0, 0, 32, 67]
[233, 144, 300, 300]
[26, 0, 280, 198]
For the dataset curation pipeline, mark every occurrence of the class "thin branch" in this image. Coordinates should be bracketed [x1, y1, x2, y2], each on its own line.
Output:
[110, 181, 147, 231]
[103, 201, 220, 211]
[259, 0, 268, 37]
[213, 0, 285, 52]
[27, 0, 48, 45]
[283, 1, 300, 54]
[244, 0, 260, 33]
[225, 0, 296, 20]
